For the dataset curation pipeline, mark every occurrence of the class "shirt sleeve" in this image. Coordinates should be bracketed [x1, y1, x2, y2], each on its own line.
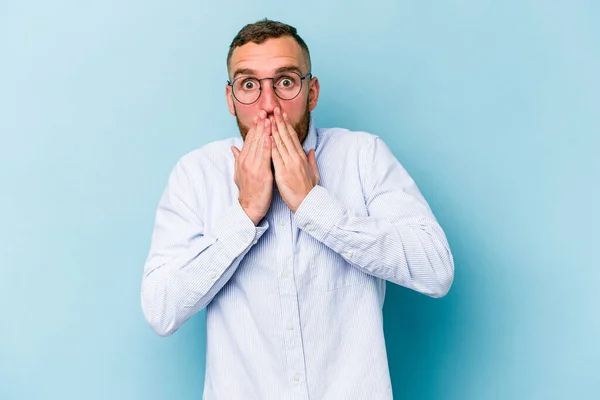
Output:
[293, 135, 454, 298]
[141, 158, 269, 336]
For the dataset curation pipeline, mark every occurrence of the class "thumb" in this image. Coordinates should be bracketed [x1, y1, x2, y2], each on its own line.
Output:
[231, 146, 240, 160]
[308, 149, 318, 173]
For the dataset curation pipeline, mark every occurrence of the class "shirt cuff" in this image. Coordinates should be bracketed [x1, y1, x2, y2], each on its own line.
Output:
[293, 185, 345, 243]
[214, 200, 269, 259]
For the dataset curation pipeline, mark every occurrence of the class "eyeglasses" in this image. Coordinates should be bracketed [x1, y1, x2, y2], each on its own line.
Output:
[227, 71, 312, 105]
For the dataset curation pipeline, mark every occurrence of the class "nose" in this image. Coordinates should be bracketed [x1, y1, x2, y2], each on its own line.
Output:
[258, 80, 281, 117]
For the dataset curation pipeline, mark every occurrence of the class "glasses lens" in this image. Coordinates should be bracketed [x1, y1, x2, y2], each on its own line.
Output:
[231, 72, 305, 104]
[233, 77, 260, 104]
[273, 72, 302, 100]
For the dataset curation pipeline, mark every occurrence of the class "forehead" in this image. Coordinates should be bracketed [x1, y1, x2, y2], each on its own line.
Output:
[229, 36, 307, 77]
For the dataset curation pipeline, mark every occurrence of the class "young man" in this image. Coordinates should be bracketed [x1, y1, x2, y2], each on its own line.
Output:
[141, 19, 454, 400]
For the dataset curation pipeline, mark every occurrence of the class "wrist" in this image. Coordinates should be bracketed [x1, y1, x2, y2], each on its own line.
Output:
[239, 200, 263, 226]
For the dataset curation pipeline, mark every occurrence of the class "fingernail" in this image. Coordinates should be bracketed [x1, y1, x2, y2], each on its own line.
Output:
[275, 107, 280, 115]
[265, 119, 270, 126]
[283, 112, 288, 120]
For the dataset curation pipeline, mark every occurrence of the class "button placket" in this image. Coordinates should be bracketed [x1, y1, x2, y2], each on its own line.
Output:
[272, 193, 308, 391]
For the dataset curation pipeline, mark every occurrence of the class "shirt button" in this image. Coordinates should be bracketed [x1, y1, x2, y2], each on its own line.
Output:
[286, 323, 294, 330]
[252, 239, 258, 245]
[279, 220, 286, 226]
[345, 251, 353, 258]
[293, 373, 300, 381]
[210, 271, 217, 279]
[282, 271, 289, 278]
[305, 224, 314, 231]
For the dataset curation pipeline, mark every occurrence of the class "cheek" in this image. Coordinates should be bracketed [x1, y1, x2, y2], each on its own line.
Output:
[281, 98, 307, 122]
[235, 105, 258, 123]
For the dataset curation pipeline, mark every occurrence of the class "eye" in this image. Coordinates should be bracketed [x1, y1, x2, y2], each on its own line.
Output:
[242, 79, 257, 90]
[276, 76, 296, 89]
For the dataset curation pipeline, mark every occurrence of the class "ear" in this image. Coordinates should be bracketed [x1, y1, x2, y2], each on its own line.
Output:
[307, 76, 320, 112]
[226, 84, 236, 116]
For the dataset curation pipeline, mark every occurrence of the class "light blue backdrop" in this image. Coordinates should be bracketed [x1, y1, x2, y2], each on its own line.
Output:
[1, 1, 598, 399]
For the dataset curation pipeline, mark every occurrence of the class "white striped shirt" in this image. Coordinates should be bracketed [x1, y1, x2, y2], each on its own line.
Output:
[141, 115, 454, 399]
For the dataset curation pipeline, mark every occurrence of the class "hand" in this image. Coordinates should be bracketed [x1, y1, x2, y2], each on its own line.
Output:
[231, 111, 273, 225]
[270, 107, 319, 213]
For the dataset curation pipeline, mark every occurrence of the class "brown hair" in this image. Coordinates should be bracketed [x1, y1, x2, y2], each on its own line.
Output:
[227, 19, 311, 75]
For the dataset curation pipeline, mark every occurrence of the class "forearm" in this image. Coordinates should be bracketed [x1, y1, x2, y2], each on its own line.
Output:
[294, 185, 454, 297]
[141, 201, 268, 336]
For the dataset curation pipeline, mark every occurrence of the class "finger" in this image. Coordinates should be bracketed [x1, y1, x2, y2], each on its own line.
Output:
[231, 146, 241, 183]
[308, 149, 318, 176]
[271, 135, 284, 171]
[253, 118, 269, 159]
[274, 108, 299, 157]
[257, 118, 271, 166]
[253, 110, 267, 145]
[261, 134, 272, 169]
[273, 107, 292, 151]
[247, 115, 266, 160]
[246, 115, 259, 141]
[270, 116, 289, 164]
[282, 111, 305, 155]
[241, 116, 258, 158]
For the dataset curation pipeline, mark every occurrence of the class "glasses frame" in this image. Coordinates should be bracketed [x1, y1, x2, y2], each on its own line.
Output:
[227, 72, 313, 105]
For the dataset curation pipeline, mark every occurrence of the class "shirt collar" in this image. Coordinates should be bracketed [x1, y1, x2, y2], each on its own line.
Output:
[302, 112, 318, 153]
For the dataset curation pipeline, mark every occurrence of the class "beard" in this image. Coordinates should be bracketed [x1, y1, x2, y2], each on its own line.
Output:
[235, 102, 311, 146]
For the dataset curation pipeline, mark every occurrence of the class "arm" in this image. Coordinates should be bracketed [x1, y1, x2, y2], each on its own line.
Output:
[141, 159, 269, 336]
[293, 136, 454, 298]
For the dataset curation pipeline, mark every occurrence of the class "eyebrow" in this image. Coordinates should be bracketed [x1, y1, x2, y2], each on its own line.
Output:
[232, 68, 256, 80]
[232, 65, 304, 80]
[274, 66, 303, 75]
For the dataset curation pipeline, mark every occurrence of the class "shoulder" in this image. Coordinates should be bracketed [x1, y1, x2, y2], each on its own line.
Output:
[317, 127, 381, 149]
[167, 136, 241, 183]
[176, 136, 240, 169]
[317, 127, 389, 159]
[317, 126, 401, 173]
[318, 126, 379, 143]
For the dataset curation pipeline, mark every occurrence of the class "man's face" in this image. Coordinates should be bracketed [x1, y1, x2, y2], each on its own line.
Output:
[226, 36, 320, 143]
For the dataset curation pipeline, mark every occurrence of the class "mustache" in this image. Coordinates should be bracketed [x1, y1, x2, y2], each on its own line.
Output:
[236, 108, 311, 144]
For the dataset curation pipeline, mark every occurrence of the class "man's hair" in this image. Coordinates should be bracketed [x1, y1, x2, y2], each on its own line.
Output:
[227, 19, 311, 75]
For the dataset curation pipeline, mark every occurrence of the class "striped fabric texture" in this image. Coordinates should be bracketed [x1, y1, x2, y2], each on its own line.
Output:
[141, 116, 454, 399]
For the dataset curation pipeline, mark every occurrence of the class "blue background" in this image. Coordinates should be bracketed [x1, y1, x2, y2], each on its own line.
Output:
[1, 1, 598, 399]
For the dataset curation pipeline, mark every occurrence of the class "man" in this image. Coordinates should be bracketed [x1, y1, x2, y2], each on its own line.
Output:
[141, 19, 454, 400]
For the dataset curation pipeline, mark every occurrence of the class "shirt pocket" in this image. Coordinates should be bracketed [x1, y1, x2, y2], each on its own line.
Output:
[304, 238, 372, 291]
